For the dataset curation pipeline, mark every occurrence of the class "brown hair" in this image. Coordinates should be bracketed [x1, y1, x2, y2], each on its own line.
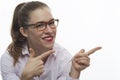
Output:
[8, 1, 49, 65]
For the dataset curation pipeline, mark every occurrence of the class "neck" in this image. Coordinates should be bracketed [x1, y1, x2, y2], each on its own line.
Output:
[28, 43, 52, 57]
[33, 47, 46, 56]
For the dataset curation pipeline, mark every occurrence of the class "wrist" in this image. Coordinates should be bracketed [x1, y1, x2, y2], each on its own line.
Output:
[69, 66, 81, 79]
[69, 71, 81, 79]
[21, 70, 33, 80]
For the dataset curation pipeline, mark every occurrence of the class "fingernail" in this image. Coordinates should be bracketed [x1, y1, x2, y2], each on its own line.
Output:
[81, 49, 85, 53]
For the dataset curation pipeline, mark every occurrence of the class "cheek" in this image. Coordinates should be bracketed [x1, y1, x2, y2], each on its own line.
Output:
[53, 28, 57, 35]
[27, 33, 43, 44]
[26, 30, 43, 40]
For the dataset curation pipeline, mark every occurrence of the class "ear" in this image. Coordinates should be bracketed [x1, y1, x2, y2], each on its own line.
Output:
[19, 27, 28, 37]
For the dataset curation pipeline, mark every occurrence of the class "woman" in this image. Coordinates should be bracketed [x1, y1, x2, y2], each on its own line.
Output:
[0, 1, 101, 80]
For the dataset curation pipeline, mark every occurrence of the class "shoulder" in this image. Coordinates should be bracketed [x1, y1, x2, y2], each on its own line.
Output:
[0, 50, 14, 64]
[1, 50, 13, 59]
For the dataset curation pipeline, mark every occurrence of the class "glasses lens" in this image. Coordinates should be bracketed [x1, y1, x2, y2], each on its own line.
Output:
[31, 19, 59, 31]
[48, 20, 58, 28]
[36, 22, 45, 30]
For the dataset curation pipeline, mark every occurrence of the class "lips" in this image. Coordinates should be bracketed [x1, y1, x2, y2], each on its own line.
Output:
[42, 36, 54, 42]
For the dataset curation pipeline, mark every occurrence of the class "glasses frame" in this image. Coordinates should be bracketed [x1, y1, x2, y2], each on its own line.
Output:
[24, 19, 59, 31]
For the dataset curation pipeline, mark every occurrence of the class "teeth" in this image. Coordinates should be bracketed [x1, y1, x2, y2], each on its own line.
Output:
[43, 36, 53, 41]
[45, 37, 52, 40]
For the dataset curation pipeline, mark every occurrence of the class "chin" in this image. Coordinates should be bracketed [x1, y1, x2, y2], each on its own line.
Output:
[44, 43, 54, 50]
[41, 38, 55, 50]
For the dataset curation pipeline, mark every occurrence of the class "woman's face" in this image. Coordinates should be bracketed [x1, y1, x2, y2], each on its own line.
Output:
[23, 7, 57, 50]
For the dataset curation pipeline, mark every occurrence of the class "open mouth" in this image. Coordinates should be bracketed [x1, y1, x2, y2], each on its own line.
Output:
[42, 36, 54, 42]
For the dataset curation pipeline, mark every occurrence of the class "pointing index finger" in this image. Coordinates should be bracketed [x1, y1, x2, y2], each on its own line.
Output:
[86, 47, 102, 56]
[38, 50, 55, 60]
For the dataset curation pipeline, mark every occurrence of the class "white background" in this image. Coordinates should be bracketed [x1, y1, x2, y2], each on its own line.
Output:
[0, 0, 120, 80]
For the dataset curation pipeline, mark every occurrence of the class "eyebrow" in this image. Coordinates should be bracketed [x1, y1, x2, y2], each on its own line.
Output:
[36, 18, 55, 23]
[25, 18, 55, 27]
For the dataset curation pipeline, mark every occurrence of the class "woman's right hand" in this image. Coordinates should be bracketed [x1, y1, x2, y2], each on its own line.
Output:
[21, 48, 55, 80]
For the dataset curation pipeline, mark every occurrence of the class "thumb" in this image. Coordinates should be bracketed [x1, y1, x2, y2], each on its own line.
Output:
[74, 49, 85, 58]
[29, 48, 36, 58]
[80, 49, 85, 53]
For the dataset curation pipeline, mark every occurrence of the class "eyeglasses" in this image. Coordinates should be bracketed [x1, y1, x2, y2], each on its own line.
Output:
[24, 19, 59, 31]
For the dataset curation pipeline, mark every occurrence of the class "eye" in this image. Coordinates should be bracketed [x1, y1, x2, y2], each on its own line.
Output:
[48, 21, 55, 26]
[36, 22, 45, 28]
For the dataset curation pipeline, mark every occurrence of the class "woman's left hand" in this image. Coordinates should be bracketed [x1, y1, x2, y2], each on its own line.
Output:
[70, 47, 102, 79]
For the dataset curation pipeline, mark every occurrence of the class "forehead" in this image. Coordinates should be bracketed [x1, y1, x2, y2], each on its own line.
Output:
[28, 7, 53, 23]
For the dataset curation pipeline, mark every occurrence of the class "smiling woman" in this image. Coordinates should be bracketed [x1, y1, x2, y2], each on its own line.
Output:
[1, 0, 120, 80]
[0, 1, 102, 80]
